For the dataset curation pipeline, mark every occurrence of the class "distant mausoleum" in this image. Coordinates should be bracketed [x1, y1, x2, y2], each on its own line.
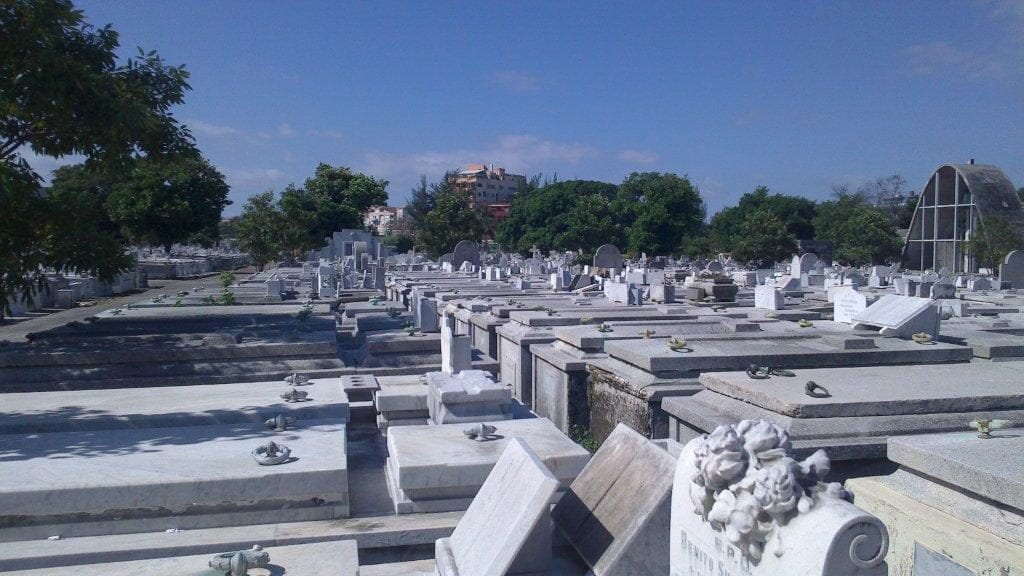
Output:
[901, 162, 1023, 272]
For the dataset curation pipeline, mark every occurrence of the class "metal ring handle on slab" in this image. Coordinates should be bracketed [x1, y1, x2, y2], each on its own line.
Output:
[805, 381, 831, 398]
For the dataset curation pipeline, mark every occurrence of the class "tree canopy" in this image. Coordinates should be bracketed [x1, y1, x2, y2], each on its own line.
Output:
[1, 0, 200, 316]
[104, 155, 230, 251]
[495, 180, 623, 259]
[235, 190, 284, 272]
[417, 190, 486, 258]
[813, 194, 902, 265]
[709, 186, 816, 254]
[278, 163, 387, 257]
[729, 209, 798, 268]
[617, 172, 706, 256]
[966, 216, 1023, 269]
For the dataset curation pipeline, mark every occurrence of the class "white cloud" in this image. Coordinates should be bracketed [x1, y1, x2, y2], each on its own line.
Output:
[185, 119, 238, 137]
[617, 149, 659, 164]
[277, 123, 297, 138]
[308, 129, 343, 140]
[361, 135, 599, 187]
[223, 167, 287, 188]
[491, 70, 544, 92]
[15, 149, 82, 183]
[902, 41, 1007, 79]
[984, 0, 1024, 41]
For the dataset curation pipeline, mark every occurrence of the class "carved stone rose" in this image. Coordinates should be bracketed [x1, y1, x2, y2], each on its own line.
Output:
[688, 419, 853, 561]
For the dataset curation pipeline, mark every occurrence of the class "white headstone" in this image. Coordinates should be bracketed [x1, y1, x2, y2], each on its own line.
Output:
[441, 314, 471, 374]
[754, 285, 785, 310]
[999, 250, 1024, 289]
[833, 288, 868, 324]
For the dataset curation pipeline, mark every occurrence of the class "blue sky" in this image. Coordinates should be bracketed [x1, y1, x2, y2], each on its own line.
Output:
[57, 1, 1024, 217]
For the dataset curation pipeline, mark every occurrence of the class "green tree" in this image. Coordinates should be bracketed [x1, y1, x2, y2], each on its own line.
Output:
[617, 172, 705, 256]
[1, 0, 195, 317]
[235, 191, 284, 272]
[966, 216, 1023, 270]
[730, 209, 798, 268]
[709, 186, 816, 253]
[405, 170, 457, 229]
[104, 155, 230, 252]
[382, 233, 415, 253]
[417, 191, 485, 258]
[279, 163, 388, 256]
[813, 194, 902, 265]
[495, 180, 623, 259]
[1017, 187, 1023, 203]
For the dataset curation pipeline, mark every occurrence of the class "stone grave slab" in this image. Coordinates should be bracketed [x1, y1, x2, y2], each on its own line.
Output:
[434, 438, 559, 576]
[553, 423, 675, 575]
[670, 420, 889, 575]
[833, 288, 874, 324]
[662, 363, 1024, 460]
[0, 379, 349, 434]
[888, 431, 1024, 512]
[385, 418, 591, 514]
[3, 540, 360, 576]
[0, 420, 349, 539]
[602, 333, 970, 374]
[852, 294, 939, 337]
[848, 432, 1024, 575]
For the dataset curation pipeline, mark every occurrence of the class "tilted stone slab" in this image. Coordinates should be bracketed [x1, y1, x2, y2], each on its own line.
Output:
[852, 294, 939, 337]
[435, 438, 559, 576]
[553, 423, 676, 575]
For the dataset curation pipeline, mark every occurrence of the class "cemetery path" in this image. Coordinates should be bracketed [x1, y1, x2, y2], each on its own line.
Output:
[0, 277, 215, 343]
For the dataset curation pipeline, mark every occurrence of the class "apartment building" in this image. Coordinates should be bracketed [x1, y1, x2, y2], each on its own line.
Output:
[450, 163, 527, 208]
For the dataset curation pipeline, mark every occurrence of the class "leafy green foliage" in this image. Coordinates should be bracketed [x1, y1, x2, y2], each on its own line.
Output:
[496, 180, 623, 260]
[405, 172, 457, 228]
[568, 425, 601, 454]
[104, 155, 230, 251]
[0, 0, 199, 316]
[235, 191, 284, 271]
[709, 186, 816, 254]
[966, 216, 1023, 269]
[729, 209, 798, 268]
[383, 233, 415, 253]
[218, 271, 235, 289]
[417, 191, 485, 258]
[813, 194, 902, 265]
[617, 172, 706, 256]
[279, 163, 388, 258]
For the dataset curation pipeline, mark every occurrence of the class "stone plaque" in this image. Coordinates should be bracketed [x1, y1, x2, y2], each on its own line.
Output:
[833, 288, 867, 324]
